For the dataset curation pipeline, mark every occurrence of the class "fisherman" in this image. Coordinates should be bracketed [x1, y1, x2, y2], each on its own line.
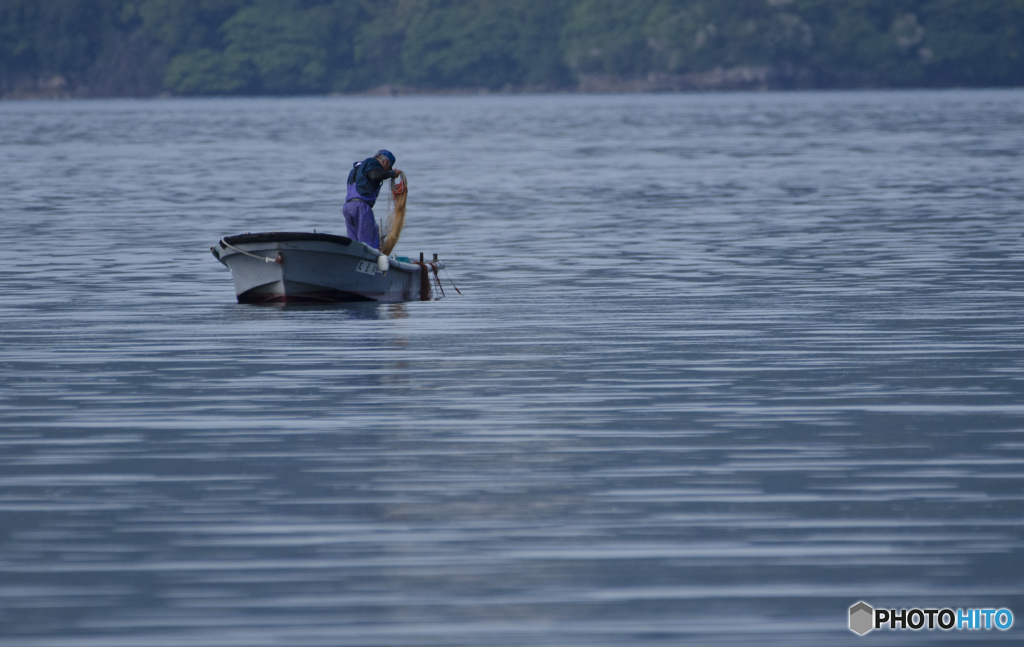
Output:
[344, 150, 401, 249]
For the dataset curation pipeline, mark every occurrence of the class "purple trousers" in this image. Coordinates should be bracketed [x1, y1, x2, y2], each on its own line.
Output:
[343, 200, 380, 249]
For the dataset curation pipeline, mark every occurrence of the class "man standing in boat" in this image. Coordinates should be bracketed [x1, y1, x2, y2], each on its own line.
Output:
[344, 150, 401, 249]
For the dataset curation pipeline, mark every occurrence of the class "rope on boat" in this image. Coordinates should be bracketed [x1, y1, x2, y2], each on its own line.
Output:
[379, 171, 407, 256]
[441, 266, 462, 295]
[219, 239, 282, 264]
[432, 264, 445, 298]
[415, 261, 432, 301]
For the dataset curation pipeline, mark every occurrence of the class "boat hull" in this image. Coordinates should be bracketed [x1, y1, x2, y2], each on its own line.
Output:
[211, 232, 443, 304]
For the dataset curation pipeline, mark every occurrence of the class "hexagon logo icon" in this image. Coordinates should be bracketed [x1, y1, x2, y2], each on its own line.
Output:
[850, 601, 874, 635]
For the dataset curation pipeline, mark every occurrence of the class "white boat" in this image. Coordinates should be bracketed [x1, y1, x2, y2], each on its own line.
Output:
[211, 232, 445, 304]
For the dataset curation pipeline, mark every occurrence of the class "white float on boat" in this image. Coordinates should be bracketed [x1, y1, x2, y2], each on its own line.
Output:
[211, 232, 444, 304]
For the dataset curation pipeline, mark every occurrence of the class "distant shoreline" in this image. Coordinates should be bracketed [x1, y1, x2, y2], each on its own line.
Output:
[4, 76, 1022, 102]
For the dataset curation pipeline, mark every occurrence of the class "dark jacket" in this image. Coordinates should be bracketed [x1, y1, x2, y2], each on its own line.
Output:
[347, 157, 397, 198]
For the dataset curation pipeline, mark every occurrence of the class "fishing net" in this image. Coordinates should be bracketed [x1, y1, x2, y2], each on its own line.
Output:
[379, 171, 407, 256]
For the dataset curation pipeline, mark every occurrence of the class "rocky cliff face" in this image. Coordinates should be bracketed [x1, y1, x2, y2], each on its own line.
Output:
[3, 74, 71, 99]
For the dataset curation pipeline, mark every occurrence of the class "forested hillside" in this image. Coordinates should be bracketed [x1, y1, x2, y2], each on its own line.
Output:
[2, 0, 1022, 98]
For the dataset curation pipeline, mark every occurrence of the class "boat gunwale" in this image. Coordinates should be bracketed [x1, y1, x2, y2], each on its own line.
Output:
[222, 231, 354, 247]
[217, 232, 443, 274]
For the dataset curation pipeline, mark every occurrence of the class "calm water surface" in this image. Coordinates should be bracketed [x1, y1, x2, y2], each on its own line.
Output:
[1, 90, 1023, 645]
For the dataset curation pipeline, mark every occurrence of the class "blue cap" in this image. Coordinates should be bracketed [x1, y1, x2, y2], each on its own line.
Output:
[377, 149, 396, 166]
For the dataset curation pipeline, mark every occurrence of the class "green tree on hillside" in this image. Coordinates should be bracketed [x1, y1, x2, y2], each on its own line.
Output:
[1, 0, 124, 91]
[162, 0, 368, 94]
[2, 0, 1023, 97]
[920, 0, 1024, 86]
[400, 0, 570, 89]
